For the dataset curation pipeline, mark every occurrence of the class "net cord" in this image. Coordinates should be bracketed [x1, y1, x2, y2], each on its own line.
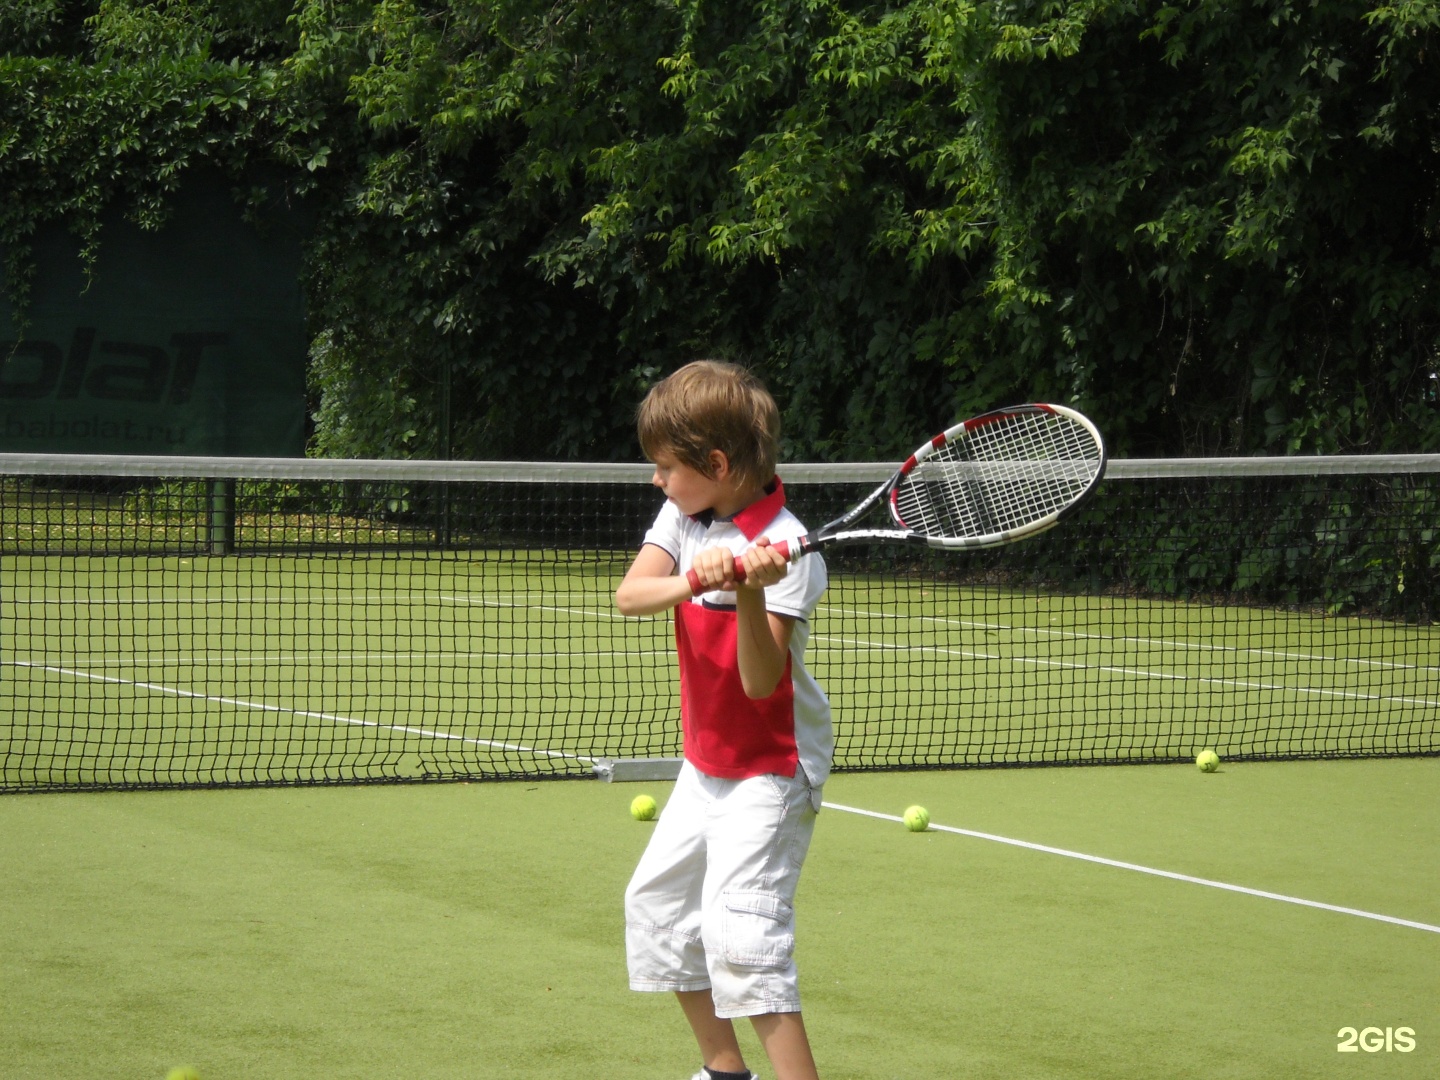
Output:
[2, 452, 1438, 483]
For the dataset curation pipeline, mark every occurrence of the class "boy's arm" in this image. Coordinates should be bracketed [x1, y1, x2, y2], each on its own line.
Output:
[615, 537, 795, 700]
[614, 544, 691, 616]
[733, 538, 796, 700]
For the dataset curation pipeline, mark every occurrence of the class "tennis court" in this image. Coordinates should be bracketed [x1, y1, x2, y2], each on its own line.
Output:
[0, 760, 1434, 1079]
[1, 453, 1437, 1078]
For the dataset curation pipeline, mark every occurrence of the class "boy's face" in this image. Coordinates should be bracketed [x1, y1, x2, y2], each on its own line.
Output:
[649, 449, 728, 518]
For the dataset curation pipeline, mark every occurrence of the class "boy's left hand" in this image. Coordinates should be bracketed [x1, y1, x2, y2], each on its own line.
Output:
[737, 536, 789, 589]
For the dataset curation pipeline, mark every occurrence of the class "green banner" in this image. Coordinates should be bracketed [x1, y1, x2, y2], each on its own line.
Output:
[1, 178, 307, 456]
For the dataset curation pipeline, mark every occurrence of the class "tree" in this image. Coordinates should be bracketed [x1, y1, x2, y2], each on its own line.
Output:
[4, 0, 1439, 460]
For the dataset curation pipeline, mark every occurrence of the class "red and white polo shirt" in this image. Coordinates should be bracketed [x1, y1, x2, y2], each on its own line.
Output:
[641, 479, 832, 786]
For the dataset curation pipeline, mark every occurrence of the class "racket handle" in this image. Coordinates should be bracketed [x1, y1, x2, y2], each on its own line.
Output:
[685, 539, 795, 595]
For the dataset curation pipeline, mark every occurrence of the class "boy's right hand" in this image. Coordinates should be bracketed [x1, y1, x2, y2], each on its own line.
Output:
[686, 539, 791, 595]
[687, 545, 738, 593]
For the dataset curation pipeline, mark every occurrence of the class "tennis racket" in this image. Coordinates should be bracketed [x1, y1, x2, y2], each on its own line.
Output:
[691, 403, 1105, 594]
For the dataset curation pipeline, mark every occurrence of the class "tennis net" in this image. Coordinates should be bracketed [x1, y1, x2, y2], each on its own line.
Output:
[3, 452, 1437, 791]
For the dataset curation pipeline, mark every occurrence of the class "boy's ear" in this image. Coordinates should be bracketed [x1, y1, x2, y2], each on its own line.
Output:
[706, 449, 731, 479]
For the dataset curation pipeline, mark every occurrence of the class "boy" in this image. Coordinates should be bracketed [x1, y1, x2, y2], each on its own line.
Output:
[616, 361, 830, 1080]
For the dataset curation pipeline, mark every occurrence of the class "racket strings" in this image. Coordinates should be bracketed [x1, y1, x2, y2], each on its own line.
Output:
[893, 411, 1101, 539]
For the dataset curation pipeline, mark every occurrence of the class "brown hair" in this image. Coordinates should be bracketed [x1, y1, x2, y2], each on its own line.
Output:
[637, 360, 781, 492]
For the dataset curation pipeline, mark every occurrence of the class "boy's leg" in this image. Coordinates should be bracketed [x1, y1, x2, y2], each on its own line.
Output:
[751, 1011, 820, 1080]
[701, 771, 823, 1080]
[677, 991, 823, 1080]
[626, 765, 712, 995]
[676, 989, 747, 1074]
[629, 768, 759, 1073]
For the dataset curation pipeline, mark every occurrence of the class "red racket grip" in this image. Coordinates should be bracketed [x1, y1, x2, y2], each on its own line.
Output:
[686, 540, 794, 595]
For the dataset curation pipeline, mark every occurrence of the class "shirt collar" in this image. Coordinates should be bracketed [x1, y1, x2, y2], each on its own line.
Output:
[691, 477, 787, 540]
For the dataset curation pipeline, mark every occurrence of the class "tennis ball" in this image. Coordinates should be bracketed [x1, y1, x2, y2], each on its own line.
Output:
[903, 805, 930, 832]
[630, 794, 658, 821]
[166, 1068, 201, 1080]
[1196, 749, 1221, 773]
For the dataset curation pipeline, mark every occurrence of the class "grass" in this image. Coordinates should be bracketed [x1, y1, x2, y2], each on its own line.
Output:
[0, 758, 1435, 1078]
[3, 494, 1437, 1076]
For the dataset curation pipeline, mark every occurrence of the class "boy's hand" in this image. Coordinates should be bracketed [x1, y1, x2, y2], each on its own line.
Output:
[688, 545, 738, 592]
[688, 538, 790, 593]
[736, 536, 789, 589]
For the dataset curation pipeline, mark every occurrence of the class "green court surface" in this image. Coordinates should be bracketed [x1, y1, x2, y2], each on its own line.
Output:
[0, 758, 1435, 1079]
[6, 552, 1437, 789]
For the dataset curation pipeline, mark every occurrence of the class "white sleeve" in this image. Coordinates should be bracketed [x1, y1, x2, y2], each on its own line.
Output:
[758, 510, 826, 621]
[640, 500, 685, 564]
[765, 551, 827, 622]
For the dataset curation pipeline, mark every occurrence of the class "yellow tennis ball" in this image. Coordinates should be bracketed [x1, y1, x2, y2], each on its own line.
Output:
[166, 1068, 201, 1080]
[1196, 749, 1220, 773]
[630, 794, 658, 821]
[903, 805, 930, 832]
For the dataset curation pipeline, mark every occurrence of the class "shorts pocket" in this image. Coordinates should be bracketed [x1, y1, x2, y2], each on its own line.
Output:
[721, 890, 795, 970]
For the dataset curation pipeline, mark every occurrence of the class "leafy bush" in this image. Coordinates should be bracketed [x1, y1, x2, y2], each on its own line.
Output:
[3, 1, 1439, 463]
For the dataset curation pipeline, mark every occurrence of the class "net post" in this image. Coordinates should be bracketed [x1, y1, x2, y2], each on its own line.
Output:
[208, 478, 236, 555]
[592, 758, 684, 783]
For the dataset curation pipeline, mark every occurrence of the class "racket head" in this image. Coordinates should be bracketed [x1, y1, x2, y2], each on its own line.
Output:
[887, 404, 1106, 547]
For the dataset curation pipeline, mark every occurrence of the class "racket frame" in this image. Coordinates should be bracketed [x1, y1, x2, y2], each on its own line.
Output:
[690, 403, 1106, 592]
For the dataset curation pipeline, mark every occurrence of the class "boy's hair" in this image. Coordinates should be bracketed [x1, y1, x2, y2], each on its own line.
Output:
[637, 360, 781, 492]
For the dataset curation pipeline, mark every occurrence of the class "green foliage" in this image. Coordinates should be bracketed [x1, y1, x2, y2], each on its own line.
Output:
[3, 0, 1440, 463]
[0, 0, 318, 325]
[0, 2, 76, 53]
[968, 471, 1439, 621]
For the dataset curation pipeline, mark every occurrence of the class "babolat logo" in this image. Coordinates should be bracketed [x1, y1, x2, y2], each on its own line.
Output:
[0, 328, 228, 403]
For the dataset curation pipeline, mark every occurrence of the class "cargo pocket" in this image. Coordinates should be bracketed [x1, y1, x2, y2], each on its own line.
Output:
[721, 890, 795, 970]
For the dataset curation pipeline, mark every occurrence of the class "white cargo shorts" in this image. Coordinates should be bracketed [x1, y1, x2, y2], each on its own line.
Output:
[624, 760, 821, 1018]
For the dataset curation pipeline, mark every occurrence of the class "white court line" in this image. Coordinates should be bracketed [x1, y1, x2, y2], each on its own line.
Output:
[13, 649, 676, 669]
[13, 592, 636, 624]
[16, 590, 1438, 707]
[6, 591, 604, 608]
[814, 635, 1440, 710]
[16, 662, 597, 767]
[824, 802, 1440, 936]
[822, 603, 1440, 675]
[812, 634, 1440, 710]
[19, 587, 1437, 674]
